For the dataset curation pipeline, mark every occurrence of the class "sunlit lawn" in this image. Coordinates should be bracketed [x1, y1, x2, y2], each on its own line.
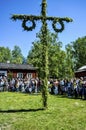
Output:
[0, 92, 86, 130]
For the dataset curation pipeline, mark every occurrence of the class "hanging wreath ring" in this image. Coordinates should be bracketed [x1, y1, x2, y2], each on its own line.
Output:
[52, 19, 64, 33]
[22, 19, 36, 31]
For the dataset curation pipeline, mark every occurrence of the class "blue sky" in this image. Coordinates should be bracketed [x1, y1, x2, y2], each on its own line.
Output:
[0, 0, 86, 57]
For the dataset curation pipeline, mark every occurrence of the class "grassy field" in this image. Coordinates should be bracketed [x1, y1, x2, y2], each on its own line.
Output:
[0, 92, 86, 130]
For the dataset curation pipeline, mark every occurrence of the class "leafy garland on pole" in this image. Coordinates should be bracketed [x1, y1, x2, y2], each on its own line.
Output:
[40, 0, 48, 108]
[11, 15, 72, 32]
[22, 19, 36, 31]
[11, 0, 73, 109]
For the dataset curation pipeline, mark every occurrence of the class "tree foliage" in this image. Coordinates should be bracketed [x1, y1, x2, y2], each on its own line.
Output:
[0, 45, 24, 64]
[65, 44, 74, 78]
[0, 47, 11, 63]
[11, 45, 23, 64]
[66, 36, 86, 70]
[27, 30, 67, 79]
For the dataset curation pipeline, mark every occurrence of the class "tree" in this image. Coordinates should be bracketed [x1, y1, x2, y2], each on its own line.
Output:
[65, 44, 74, 78]
[0, 47, 11, 63]
[27, 30, 67, 79]
[11, 45, 23, 64]
[66, 36, 86, 70]
[48, 33, 61, 78]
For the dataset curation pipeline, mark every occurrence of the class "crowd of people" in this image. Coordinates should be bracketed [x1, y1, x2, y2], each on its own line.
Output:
[0, 76, 41, 93]
[48, 77, 86, 100]
[0, 76, 86, 100]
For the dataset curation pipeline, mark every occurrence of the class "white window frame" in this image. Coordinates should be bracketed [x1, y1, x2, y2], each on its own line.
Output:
[17, 73, 23, 78]
[27, 73, 32, 79]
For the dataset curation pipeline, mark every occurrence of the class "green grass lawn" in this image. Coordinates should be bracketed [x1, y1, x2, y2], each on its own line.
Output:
[0, 92, 86, 130]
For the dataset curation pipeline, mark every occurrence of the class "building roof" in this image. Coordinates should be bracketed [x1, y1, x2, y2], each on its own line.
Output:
[78, 65, 86, 70]
[75, 65, 86, 73]
[0, 62, 37, 71]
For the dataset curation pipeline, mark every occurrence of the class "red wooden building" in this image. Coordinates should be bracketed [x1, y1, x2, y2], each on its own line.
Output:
[75, 65, 86, 78]
[0, 62, 37, 79]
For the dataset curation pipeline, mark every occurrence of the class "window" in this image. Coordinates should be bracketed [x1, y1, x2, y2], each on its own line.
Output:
[0, 71, 7, 76]
[17, 73, 23, 78]
[27, 73, 32, 79]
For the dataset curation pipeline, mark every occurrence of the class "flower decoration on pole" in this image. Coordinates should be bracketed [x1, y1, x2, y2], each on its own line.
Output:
[11, 0, 73, 109]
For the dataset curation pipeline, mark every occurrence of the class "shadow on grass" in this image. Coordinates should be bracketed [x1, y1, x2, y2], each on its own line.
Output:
[0, 108, 45, 113]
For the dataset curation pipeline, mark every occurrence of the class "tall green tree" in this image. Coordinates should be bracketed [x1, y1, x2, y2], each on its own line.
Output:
[48, 33, 60, 78]
[27, 30, 66, 79]
[65, 44, 74, 78]
[12, 45, 23, 64]
[66, 36, 86, 70]
[0, 47, 11, 63]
